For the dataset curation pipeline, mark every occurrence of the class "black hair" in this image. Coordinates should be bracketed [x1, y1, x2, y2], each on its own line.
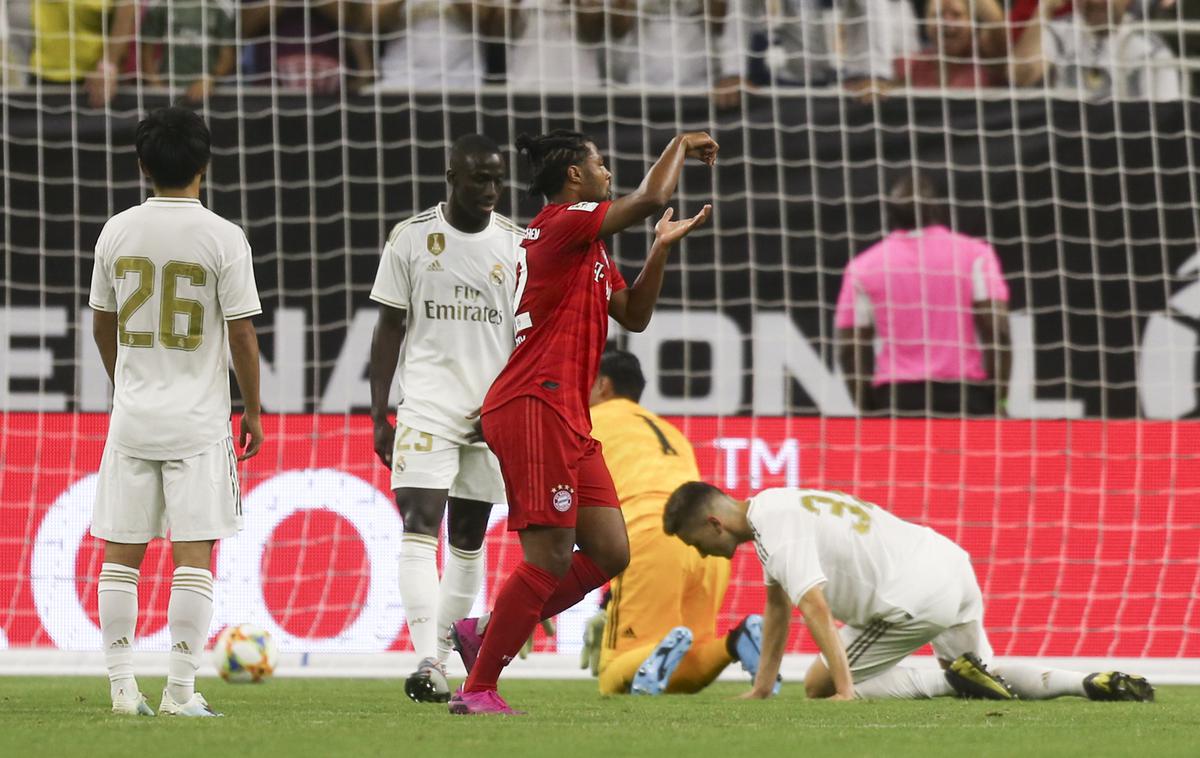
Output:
[885, 171, 950, 231]
[599, 349, 647, 402]
[449, 133, 503, 166]
[663, 481, 725, 537]
[514, 129, 591, 199]
[135, 107, 211, 190]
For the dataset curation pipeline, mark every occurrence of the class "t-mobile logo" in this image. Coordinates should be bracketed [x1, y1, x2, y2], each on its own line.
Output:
[594, 262, 605, 282]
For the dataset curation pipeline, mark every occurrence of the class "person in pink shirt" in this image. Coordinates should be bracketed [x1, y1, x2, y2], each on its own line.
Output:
[836, 173, 1011, 416]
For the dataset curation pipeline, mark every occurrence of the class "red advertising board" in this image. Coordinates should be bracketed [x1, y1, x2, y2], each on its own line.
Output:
[2, 414, 1197, 658]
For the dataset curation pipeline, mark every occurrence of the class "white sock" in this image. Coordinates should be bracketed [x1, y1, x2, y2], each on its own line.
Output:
[167, 566, 214, 704]
[992, 663, 1086, 699]
[99, 562, 140, 701]
[398, 533, 440, 661]
[436, 545, 485, 661]
[854, 666, 955, 700]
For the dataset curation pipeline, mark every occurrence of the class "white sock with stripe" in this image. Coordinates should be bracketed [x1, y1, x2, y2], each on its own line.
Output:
[398, 534, 440, 661]
[167, 566, 214, 704]
[854, 666, 955, 699]
[98, 562, 140, 702]
[436, 545, 485, 661]
[991, 663, 1086, 699]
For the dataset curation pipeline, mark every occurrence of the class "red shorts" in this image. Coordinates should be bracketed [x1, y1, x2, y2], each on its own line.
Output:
[482, 396, 619, 531]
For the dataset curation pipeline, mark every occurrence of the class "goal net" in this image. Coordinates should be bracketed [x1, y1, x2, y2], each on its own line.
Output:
[1, 1, 1198, 679]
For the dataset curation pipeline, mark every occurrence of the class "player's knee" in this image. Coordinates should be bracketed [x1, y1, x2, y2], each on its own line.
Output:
[396, 502, 442, 538]
[805, 678, 835, 700]
[446, 522, 486, 552]
[445, 502, 490, 551]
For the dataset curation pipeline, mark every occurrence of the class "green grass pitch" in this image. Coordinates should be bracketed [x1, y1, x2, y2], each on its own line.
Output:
[1, 677, 1196, 758]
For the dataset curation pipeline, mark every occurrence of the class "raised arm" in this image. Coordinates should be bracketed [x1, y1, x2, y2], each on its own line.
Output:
[608, 204, 712, 332]
[740, 581, 791, 699]
[92, 309, 118, 386]
[369, 304, 407, 468]
[227, 317, 264, 460]
[798, 584, 854, 700]
[1008, 0, 1068, 86]
[597, 132, 718, 238]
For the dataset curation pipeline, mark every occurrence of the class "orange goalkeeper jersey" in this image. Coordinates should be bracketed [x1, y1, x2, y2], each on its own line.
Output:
[589, 398, 700, 517]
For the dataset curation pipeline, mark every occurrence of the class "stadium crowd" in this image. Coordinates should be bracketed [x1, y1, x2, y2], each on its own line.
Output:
[0, 0, 1190, 104]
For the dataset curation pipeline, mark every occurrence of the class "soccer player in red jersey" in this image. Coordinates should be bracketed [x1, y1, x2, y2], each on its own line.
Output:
[448, 129, 717, 715]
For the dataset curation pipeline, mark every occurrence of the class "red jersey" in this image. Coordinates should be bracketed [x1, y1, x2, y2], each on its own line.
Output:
[483, 200, 627, 436]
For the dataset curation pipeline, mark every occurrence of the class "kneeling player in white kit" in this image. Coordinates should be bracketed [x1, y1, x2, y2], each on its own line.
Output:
[663, 482, 1155, 703]
[89, 107, 264, 716]
[368, 134, 523, 702]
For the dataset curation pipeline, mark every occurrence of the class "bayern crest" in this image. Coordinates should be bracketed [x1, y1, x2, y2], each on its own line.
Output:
[550, 484, 575, 512]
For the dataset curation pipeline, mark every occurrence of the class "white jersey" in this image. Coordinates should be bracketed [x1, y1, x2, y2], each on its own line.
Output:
[610, 0, 713, 87]
[1045, 13, 1181, 101]
[88, 197, 262, 460]
[747, 487, 971, 627]
[506, 0, 602, 91]
[370, 203, 522, 444]
[378, 1, 483, 89]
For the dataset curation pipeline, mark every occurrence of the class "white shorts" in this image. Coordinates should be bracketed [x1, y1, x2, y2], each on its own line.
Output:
[91, 438, 243, 544]
[390, 423, 506, 504]
[838, 553, 993, 683]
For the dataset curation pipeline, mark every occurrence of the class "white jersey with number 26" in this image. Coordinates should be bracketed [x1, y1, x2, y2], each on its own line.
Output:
[88, 197, 262, 461]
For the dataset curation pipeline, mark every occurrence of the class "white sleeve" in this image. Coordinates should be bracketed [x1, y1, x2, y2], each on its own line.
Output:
[87, 227, 116, 312]
[754, 499, 828, 604]
[218, 231, 263, 321]
[1148, 39, 1182, 102]
[370, 225, 411, 310]
[839, 0, 894, 81]
[718, 0, 759, 80]
[853, 282, 874, 328]
[764, 537, 827, 606]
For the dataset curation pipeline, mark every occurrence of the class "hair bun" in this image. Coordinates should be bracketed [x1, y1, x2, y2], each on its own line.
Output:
[514, 133, 537, 156]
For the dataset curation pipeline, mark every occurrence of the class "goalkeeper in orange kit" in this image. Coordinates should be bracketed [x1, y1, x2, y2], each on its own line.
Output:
[585, 350, 773, 695]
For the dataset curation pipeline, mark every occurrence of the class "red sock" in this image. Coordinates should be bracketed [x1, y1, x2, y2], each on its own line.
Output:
[540, 552, 611, 620]
[464, 561, 559, 693]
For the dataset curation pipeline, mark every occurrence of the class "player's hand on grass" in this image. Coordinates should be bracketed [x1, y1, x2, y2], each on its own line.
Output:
[238, 413, 264, 461]
[520, 618, 557, 659]
[680, 132, 719, 166]
[737, 687, 774, 700]
[654, 205, 712, 247]
[372, 417, 395, 468]
[827, 692, 855, 702]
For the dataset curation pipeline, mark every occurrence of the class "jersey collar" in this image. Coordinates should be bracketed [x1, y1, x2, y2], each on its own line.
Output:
[145, 197, 202, 206]
[435, 202, 496, 240]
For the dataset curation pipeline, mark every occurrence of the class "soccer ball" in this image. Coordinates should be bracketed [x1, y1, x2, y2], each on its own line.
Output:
[212, 624, 279, 683]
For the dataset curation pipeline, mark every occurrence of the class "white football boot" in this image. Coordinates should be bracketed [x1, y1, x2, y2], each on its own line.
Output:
[111, 688, 155, 716]
[159, 688, 222, 717]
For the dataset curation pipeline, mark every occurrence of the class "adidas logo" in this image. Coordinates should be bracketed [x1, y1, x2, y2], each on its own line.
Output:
[621, 627, 637, 639]
[171, 641, 191, 654]
[427, 260, 443, 272]
[110, 636, 130, 649]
